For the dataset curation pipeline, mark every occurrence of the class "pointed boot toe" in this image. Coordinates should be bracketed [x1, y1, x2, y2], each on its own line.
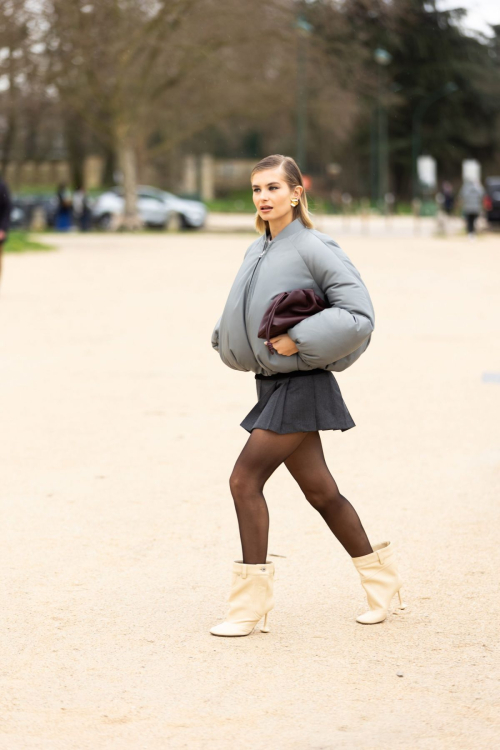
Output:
[356, 608, 387, 624]
[210, 621, 256, 637]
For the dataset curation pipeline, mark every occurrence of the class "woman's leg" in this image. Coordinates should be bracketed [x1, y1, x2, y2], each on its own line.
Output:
[230, 428, 309, 564]
[284, 431, 373, 557]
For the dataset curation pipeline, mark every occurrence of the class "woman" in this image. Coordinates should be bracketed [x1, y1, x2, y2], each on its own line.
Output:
[210, 154, 406, 637]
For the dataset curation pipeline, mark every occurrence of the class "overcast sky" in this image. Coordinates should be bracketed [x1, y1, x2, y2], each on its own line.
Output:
[436, 0, 500, 37]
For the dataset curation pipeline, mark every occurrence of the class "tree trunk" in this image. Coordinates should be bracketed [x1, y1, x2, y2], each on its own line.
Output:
[64, 111, 86, 188]
[116, 128, 142, 230]
[101, 144, 116, 188]
[1, 47, 18, 175]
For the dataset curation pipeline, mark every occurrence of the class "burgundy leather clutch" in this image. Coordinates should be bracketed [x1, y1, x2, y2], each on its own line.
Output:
[258, 288, 329, 354]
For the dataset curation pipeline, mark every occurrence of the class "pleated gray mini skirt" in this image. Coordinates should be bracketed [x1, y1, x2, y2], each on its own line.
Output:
[240, 368, 356, 435]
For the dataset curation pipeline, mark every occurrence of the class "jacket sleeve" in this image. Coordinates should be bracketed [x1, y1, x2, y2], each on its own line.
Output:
[211, 238, 259, 356]
[286, 238, 375, 370]
[211, 315, 221, 352]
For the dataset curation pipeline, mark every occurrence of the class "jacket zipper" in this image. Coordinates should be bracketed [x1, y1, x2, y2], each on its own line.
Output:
[245, 234, 271, 320]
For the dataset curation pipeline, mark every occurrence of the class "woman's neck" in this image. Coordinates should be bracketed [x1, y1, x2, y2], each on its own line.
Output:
[266, 212, 295, 240]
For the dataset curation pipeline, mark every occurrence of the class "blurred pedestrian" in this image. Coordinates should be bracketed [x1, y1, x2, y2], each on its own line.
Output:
[458, 178, 485, 238]
[72, 185, 92, 231]
[441, 181, 455, 216]
[0, 175, 12, 284]
[55, 182, 73, 231]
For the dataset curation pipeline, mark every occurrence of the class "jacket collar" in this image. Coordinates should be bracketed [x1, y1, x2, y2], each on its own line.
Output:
[264, 217, 306, 243]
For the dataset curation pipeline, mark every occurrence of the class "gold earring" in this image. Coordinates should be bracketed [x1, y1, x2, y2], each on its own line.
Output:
[291, 197, 299, 207]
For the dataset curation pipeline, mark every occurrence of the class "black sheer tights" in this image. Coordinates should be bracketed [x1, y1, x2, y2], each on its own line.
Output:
[229, 428, 373, 564]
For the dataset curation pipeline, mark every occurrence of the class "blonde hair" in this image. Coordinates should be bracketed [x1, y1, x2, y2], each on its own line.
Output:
[251, 154, 314, 234]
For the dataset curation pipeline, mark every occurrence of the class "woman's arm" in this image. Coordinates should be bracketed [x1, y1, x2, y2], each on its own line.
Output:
[287, 237, 375, 369]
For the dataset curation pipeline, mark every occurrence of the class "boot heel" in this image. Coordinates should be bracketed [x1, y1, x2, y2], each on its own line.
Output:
[260, 611, 270, 633]
[396, 589, 408, 611]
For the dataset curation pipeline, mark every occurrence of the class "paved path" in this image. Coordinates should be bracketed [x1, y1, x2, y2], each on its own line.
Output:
[1, 230, 499, 748]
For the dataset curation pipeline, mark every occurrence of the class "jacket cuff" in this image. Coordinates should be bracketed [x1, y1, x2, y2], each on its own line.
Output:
[287, 312, 374, 369]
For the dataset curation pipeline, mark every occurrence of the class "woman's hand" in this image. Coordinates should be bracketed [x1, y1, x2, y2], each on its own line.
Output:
[264, 333, 299, 356]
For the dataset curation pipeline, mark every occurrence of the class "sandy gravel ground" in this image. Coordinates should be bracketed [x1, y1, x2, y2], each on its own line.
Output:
[0, 227, 499, 749]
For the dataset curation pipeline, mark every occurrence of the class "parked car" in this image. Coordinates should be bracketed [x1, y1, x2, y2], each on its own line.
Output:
[9, 199, 30, 229]
[484, 177, 500, 225]
[10, 194, 58, 229]
[92, 185, 207, 230]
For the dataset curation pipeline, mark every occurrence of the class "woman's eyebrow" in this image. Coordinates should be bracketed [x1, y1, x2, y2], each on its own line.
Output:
[251, 181, 281, 187]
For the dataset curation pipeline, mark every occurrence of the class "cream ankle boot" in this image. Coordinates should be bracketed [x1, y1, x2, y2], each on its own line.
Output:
[351, 541, 407, 624]
[210, 560, 275, 637]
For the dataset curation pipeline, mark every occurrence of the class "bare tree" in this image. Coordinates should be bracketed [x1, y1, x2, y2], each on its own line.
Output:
[0, 0, 30, 173]
[36, 0, 296, 228]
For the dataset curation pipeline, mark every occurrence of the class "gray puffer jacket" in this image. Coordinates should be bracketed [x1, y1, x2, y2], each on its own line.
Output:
[211, 217, 375, 376]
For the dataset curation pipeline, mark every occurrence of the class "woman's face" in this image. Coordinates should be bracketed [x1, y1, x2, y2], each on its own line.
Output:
[251, 168, 302, 222]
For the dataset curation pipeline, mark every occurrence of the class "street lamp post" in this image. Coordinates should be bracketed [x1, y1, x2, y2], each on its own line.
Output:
[295, 16, 313, 172]
[373, 48, 392, 212]
[411, 82, 459, 201]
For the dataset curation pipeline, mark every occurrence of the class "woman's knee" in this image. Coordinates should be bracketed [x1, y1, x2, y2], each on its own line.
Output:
[229, 467, 263, 500]
[305, 487, 344, 513]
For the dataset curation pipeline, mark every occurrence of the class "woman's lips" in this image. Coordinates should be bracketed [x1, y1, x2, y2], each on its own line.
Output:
[260, 207, 273, 212]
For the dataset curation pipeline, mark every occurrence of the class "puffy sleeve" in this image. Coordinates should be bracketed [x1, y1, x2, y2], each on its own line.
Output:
[211, 237, 260, 356]
[287, 237, 375, 370]
[211, 315, 221, 352]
